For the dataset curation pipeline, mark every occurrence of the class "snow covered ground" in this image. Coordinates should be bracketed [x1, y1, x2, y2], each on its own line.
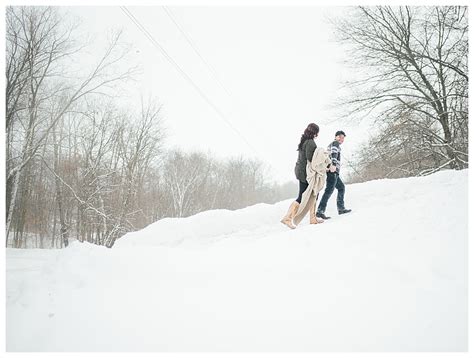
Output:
[6, 169, 468, 351]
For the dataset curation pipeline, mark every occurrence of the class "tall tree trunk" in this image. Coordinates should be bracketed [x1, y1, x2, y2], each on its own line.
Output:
[53, 128, 69, 247]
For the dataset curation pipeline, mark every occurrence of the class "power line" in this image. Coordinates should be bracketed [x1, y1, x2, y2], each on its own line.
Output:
[162, 6, 233, 98]
[120, 6, 259, 156]
[160, 7, 284, 179]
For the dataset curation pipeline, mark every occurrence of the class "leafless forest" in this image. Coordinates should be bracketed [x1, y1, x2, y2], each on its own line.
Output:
[5, 6, 468, 248]
[5, 7, 294, 249]
[336, 6, 468, 183]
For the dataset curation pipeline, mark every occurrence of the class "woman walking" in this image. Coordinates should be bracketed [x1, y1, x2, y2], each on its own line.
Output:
[280, 123, 319, 229]
[292, 147, 331, 227]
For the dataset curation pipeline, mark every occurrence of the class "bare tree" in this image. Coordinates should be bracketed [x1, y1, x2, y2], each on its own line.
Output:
[162, 150, 210, 218]
[334, 6, 468, 179]
[5, 6, 136, 245]
[104, 99, 164, 247]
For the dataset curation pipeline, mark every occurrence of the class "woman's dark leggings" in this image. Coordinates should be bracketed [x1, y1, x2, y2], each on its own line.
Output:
[296, 180, 309, 203]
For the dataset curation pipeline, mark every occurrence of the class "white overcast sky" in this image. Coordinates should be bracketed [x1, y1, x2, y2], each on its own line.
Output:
[64, 6, 372, 183]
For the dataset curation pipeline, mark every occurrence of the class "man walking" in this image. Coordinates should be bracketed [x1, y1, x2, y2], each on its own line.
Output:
[316, 130, 352, 220]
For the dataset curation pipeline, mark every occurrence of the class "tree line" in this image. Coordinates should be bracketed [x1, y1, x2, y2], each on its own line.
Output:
[8, 6, 464, 247]
[5, 6, 293, 249]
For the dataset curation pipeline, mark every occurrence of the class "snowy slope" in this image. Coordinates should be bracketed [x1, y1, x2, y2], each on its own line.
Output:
[6, 169, 468, 351]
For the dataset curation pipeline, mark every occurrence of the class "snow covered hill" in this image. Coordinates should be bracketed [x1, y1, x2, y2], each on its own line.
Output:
[6, 169, 468, 351]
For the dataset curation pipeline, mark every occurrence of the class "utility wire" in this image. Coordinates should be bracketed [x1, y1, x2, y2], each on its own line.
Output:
[120, 6, 259, 156]
[161, 7, 285, 179]
[162, 6, 233, 97]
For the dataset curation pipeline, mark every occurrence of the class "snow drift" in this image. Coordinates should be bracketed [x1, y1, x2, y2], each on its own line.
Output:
[6, 169, 468, 351]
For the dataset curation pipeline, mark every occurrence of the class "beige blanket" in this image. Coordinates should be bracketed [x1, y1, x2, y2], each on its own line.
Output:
[293, 147, 331, 225]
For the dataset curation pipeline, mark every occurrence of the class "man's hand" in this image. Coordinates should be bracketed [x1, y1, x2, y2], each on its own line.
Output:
[329, 165, 337, 173]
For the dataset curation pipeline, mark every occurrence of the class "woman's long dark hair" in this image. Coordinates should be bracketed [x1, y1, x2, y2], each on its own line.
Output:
[297, 123, 319, 151]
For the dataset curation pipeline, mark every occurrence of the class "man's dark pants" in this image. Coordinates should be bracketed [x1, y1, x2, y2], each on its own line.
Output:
[317, 172, 345, 213]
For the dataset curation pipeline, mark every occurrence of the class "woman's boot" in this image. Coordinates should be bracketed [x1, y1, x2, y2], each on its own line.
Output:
[280, 201, 299, 229]
[309, 203, 320, 224]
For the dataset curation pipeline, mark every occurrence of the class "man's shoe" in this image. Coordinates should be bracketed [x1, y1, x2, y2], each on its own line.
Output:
[338, 208, 352, 215]
[316, 212, 331, 220]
